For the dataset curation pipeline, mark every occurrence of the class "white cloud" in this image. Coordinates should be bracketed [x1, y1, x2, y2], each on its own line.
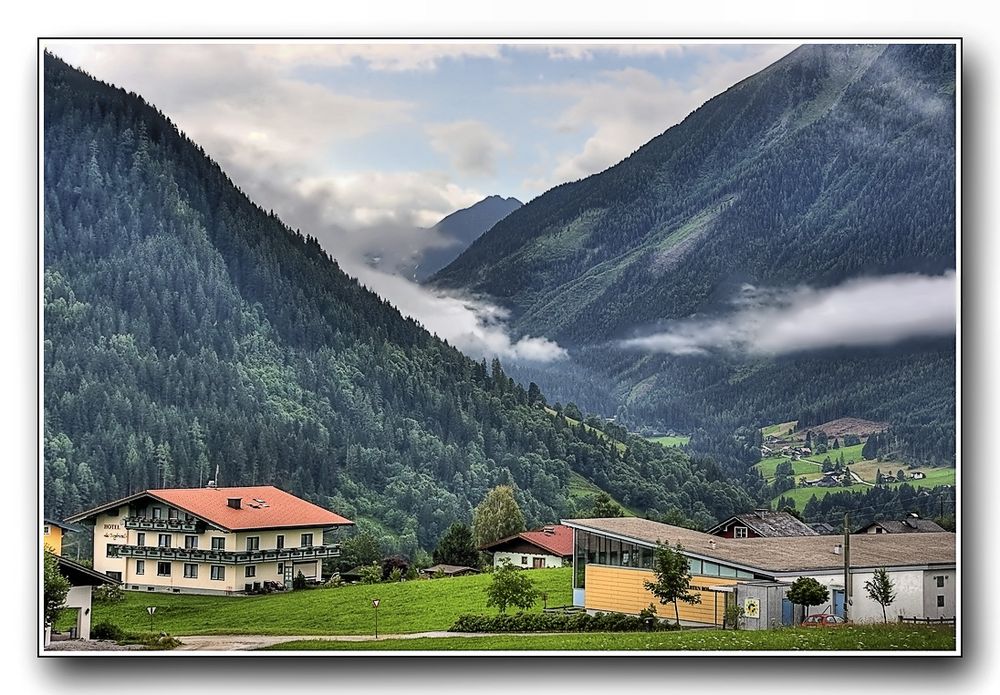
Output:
[427, 120, 511, 177]
[347, 264, 568, 363]
[620, 273, 957, 356]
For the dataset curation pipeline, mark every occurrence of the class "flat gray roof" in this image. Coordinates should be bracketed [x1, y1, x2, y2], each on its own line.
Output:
[562, 517, 955, 575]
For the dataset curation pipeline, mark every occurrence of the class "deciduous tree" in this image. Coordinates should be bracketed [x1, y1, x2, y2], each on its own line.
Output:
[643, 543, 701, 627]
[473, 485, 526, 548]
[863, 567, 896, 623]
[485, 558, 539, 614]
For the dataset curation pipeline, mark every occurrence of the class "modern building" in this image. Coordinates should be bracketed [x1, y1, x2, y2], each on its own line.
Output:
[706, 509, 819, 538]
[66, 485, 353, 595]
[563, 517, 956, 629]
[481, 524, 573, 569]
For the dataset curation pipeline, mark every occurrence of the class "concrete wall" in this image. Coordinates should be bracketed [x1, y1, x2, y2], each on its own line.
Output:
[493, 551, 562, 569]
[922, 569, 957, 619]
[64, 585, 93, 639]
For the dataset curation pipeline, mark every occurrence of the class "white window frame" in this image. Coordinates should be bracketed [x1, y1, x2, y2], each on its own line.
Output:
[183, 563, 198, 579]
[211, 565, 225, 581]
[733, 526, 749, 539]
[135, 559, 145, 575]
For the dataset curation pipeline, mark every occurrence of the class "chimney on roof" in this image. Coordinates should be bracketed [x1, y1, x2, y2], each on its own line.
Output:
[708, 540, 717, 550]
[754, 508, 769, 518]
[227, 497, 242, 510]
[833, 543, 842, 555]
[542, 526, 555, 535]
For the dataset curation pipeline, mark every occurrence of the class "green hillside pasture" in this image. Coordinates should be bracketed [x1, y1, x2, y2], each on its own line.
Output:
[762, 421, 798, 438]
[804, 443, 866, 467]
[72, 567, 573, 637]
[647, 435, 690, 448]
[568, 471, 635, 517]
[544, 407, 626, 452]
[755, 456, 820, 481]
[261, 624, 954, 652]
[772, 470, 955, 509]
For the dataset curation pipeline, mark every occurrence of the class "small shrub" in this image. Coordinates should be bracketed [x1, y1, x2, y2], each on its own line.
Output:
[450, 611, 679, 633]
[91, 621, 125, 641]
[293, 571, 307, 590]
[93, 584, 126, 604]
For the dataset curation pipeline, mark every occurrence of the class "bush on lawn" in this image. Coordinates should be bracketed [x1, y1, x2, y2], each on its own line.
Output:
[91, 621, 126, 641]
[450, 611, 679, 633]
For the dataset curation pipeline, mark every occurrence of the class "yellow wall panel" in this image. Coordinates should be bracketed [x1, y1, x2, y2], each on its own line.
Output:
[584, 565, 739, 626]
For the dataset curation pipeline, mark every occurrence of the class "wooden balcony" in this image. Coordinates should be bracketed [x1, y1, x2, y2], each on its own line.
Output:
[108, 544, 341, 564]
[123, 516, 202, 532]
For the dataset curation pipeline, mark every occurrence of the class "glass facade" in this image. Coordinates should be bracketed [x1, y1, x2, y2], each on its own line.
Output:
[572, 528, 754, 588]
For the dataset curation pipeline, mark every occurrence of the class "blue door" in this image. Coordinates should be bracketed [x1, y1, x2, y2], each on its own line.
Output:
[781, 597, 794, 626]
[833, 589, 845, 617]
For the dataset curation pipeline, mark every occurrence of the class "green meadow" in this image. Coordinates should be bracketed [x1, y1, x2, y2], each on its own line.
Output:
[260, 624, 955, 652]
[59, 567, 574, 637]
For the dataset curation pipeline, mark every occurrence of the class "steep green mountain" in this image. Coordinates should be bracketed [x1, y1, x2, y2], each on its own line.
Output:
[432, 44, 956, 468]
[42, 53, 756, 557]
[409, 195, 522, 281]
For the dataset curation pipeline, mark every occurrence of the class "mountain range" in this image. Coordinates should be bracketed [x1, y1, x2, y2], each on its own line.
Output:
[42, 53, 755, 556]
[431, 43, 957, 470]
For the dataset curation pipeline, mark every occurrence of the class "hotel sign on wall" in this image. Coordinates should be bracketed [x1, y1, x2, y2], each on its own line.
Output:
[103, 521, 128, 541]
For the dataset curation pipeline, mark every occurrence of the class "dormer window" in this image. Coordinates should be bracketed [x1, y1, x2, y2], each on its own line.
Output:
[168, 508, 179, 519]
[734, 526, 749, 539]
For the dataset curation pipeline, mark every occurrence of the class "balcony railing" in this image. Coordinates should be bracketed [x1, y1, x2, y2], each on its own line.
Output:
[123, 517, 202, 532]
[108, 544, 341, 564]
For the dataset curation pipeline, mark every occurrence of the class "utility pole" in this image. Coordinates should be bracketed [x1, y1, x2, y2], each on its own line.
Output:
[843, 512, 851, 622]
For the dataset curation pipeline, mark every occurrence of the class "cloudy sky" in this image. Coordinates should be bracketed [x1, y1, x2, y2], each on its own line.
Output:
[45, 40, 801, 360]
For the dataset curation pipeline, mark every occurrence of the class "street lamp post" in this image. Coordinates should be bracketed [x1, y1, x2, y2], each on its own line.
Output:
[372, 598, 380, 639]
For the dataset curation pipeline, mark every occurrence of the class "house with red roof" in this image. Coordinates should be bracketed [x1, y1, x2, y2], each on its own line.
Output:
[480, 524, 573, 569]
[65, 485, 353, 595]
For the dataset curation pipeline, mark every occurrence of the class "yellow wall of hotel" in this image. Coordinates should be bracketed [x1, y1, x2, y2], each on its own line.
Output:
[43, 524, 63, 555]
[584, 565, 739, 625]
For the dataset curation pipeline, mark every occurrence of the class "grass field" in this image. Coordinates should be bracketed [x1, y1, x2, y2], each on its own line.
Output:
[772, 470, 956, 509]
[647, 435, 690, 448]
[803, 443, 866, 466]
[762, 421, 798, 438]
[259, 624, 955, 652]
[755, 455, 820, 481]
[59, 567, 574, 637]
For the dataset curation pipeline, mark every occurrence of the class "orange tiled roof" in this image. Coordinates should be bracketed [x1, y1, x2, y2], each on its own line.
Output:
[147, 486, 353, 531]
[482, 524, 574, 557]
[67, 486, 353, 531]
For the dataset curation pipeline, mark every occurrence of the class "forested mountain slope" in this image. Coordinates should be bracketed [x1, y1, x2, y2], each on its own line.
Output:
[42, 53, 755, 556]
[432, 44, 956, 467]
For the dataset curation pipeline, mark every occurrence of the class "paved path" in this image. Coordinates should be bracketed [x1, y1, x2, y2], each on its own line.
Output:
[174, 631, 499, 651]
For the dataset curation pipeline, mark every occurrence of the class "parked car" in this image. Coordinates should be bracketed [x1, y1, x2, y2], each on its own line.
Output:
[801, 613, 848, 627]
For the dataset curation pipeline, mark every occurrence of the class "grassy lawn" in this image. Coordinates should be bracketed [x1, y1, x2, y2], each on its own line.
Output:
[61, 567, 574, 637]
[259, 624, 955, 652]
[647, 435, 690, 448]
